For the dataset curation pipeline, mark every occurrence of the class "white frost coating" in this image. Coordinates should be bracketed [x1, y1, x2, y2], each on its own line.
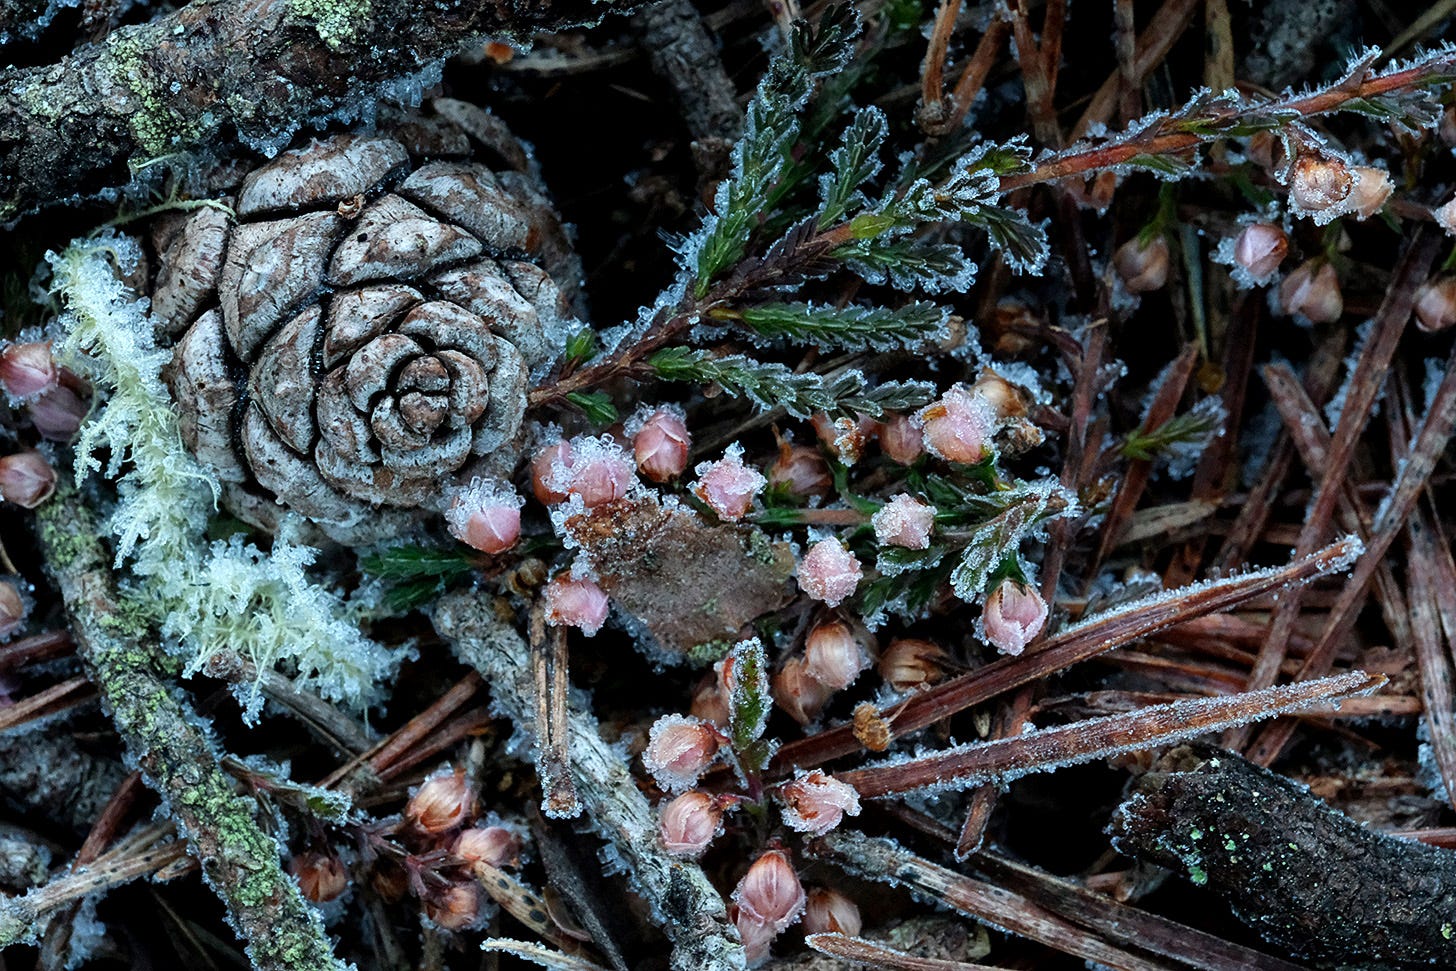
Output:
[49, 235, 398, 718]
[1323, 318, 1380, 429]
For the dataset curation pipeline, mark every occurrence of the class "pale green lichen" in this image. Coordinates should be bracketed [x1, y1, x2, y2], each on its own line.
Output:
[288, 0, 372, 51]
[49, 234, 399, 718]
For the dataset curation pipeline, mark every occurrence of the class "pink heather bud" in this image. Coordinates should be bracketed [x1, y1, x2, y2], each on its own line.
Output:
[1288, 154, 1354, 219]
[531, 440, 574, 504]
[633, 408, 690, 482]
[454, 825, 522, 869]
[767, 443, 832, 499]
[658, 791, 725, 856]
[735, 849, 806, 932]
[1232, 223, 1288, 280]
[289, 851, 349, 903]
[917, 386, 994, 464]
[692, 446, 766, 521]
[733, 907, 778, 968]
[797, 537, 862, 607]
[878, 638, 949, 692]
[690, 671, 731, 727]
[544, 574, 610, 636]
[444, 479, 522, 554]
[773, 656, 833, 725]
[982, 580, 1049, 656]
[407, 768, 473, 835]
[971, 369, 1029, 421]
[804, 888, 863, 937]
[780, 770, 861, 836]
[0, 450, 57, 508]
[28, 385, 87, 442]
[802, 620, 870, 691]
[1348, 166, 1393, 220]
[1113, 235, 1170, 293]
[425, 882, 482, 930]
[1436, 194, 1456, 237]
[871, 494, 937, 550]
[1279, 259, 1343, 323]
[0, 580, 27, 641]
[1414, 277, 1456, 333]
[644, 714, 721, 792]
[811, 413, 875, 464]
[564, 440, 635, 508]
[878, 413, 924, 465]
[0, 341, 59, 401]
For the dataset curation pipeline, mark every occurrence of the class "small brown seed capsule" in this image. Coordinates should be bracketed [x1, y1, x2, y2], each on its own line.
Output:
[406, 768, 473, 835]
[289, 851, 349, 903]
[0, 451, 57, 508]
[1113, 235, 1170, 293]
[878, 638, 950, 692]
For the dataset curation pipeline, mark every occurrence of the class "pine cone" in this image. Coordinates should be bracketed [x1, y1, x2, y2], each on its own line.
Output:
[156, 100, 579, 544]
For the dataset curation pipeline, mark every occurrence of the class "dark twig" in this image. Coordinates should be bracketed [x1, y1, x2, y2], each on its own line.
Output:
[1111, 744, 1456, 969]
[531, 599, 581, 818]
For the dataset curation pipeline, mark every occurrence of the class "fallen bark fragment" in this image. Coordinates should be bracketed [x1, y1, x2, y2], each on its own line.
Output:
[432, 590, 745, 971]
[1110, 743, 1456, 970]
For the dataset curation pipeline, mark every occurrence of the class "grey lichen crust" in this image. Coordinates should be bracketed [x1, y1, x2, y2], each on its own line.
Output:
[432, 591, 747, 971]
[158, 100, 579, 544]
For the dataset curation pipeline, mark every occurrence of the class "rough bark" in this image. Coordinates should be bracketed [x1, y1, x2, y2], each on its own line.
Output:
[0, 0, 640, 220]
[1110, 743, 1456, 970]
[29, 488, 347, 971]
[431, 589, 746, 971]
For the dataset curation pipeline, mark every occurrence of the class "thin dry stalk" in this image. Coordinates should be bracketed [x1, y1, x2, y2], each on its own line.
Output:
[322, 672, 483, 792]
[837, 671, 1381, 797]
[0, 674, 94, 732]
[805, 933, 1006, 970]
[531, 601, 581, 818]
[771, 537, 1361, 772]
[1407, 510, 1456, 811]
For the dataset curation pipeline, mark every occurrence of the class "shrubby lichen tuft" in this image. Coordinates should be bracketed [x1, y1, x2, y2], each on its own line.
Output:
[48, 233, 399, 718]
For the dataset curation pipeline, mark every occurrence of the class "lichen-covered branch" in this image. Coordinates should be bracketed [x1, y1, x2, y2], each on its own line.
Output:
[33, 488, 348, 971]
[0, 0, 640, 219]
[431, 591, 745, 971]
[1110, 744, 1456, 970]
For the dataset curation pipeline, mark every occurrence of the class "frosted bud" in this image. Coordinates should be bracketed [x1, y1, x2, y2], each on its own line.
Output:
[982, 580, 1049, 656]
[454, 825, 522, 869]
[1347, 166, 1393, 220]
[692, 446, 766, 521]
[767, 443, 832, 498]
[531, 440, 574, 504]
[644, 714, 721, 792]
[1279, 259, 1343, 323]
[798, 537, 862, 607]
[289, 851, 348, 903]
[0, 341, 58, 401]
[780, 770, 861, 836]
[1232, 223, 1288, 280]
[0, 450, 56, 508]
[425, 882, 481, 930]
[28, 385, 87, 442]
[633, 409, 690, 482]
[1415, 277, 1456, 333]
[918, 386, 994, 464]
[804, 888, 863, 937]
[564, 441, 635, 508]
[690, 671, 731, 727]
[407, 768, 473, 835]
[444, 479, 522, 554]
[1436, 194, 1456, 237]
[803, 620, 870, 691]
[878, 638, 949, 692]
[0, 580, 27, 641]
[878, 413, 924, 464]
[773, 656, 833, 724]
[735, 849, 806, 931]
[971, 369, 1028, 421]
[658, 791, 724, 856]
[871, 494, 936, 550]
[734, 907, 778, 968]
[1113, 235, 1170, 293]
[809, 413, 875, 464]
[544, 575, 610, 636]
[1288, 154, 1354, 218]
